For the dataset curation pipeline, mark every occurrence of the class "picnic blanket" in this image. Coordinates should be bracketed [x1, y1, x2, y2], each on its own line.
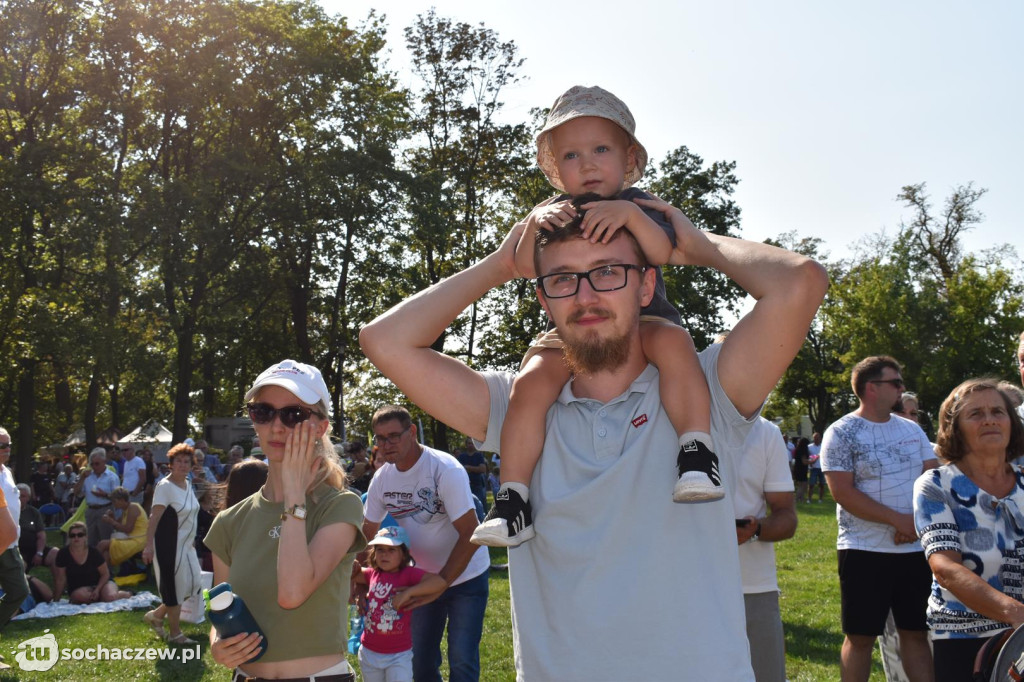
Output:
[12, 592, 158, 620]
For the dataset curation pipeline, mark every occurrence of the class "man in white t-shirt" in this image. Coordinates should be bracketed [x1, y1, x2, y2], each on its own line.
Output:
[821, 356, 938, 682]
[362, 405, 490, 682]
[807, 431, 825, 502]
[359, 194, 828, 680]
[732, 417, 797, 682]
[119, 445, 146, 504]
[0, 428, 28, 636]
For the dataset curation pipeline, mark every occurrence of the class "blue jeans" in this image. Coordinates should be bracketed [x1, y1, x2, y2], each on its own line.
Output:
[411, 568, 488, 682]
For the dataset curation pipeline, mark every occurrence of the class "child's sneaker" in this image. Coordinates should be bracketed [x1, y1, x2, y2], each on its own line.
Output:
[470, 487, 535, 547]
[672, 439, 725, 502]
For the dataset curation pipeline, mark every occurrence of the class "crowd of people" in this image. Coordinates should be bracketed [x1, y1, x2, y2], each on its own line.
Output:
[0, 82, 1023, 682]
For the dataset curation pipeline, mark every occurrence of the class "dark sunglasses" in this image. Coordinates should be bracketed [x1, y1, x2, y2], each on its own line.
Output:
[870, 378, 906, 388]
[0, 443, 10, 450]
[247, 402, 323, 428]
[68, 532, 86, 538]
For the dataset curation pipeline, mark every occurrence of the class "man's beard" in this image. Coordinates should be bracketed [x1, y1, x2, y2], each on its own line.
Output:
[561, 307, 632, 375]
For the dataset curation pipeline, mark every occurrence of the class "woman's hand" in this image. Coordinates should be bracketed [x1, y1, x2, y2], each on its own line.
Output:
[281, 421, 320, 502]
[209, 631, 263, 668]
[141, 545, 153, 565]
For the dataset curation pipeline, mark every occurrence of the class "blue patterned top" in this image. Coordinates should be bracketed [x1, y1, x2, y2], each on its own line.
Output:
[913, 463, 1024, 639]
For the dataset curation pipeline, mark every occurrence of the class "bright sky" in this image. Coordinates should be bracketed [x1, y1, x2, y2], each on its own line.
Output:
[321, 0, 1023, 264]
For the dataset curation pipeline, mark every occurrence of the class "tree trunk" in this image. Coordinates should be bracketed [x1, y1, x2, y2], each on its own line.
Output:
[172, 321, 195, 442]
[14, 359, 36, 481]
[85, 368, 100, 451]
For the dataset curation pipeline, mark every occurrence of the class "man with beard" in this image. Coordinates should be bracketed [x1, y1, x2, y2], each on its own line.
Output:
[359, 196, 828, 680]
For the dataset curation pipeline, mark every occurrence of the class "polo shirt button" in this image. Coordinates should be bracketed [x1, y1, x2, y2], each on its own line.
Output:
[598, 429, 607, 437]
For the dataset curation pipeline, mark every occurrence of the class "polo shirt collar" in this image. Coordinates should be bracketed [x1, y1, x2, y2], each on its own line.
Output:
[558, 363, 658, 407]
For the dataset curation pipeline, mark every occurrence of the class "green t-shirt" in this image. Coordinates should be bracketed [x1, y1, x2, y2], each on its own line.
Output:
[205, 483, 366, 663]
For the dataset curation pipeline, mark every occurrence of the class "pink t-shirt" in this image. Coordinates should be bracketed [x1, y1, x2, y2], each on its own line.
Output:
[360, 565, 427, 654]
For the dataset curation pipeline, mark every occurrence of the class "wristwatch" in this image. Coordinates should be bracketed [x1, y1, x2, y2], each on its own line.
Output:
[281, 504, 307, 521]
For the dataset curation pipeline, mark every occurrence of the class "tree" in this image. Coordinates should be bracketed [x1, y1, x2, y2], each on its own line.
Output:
[375, 9, 531, 449]
[648, 146, 745, 348]
[771, 183, 1023, 433]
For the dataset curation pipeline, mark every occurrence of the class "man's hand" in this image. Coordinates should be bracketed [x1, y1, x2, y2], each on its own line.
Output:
[735, 516, 758, 545]
[513, 198, 572, 279]
[632, 196, 701, 266]
[891, 513, 919, 544]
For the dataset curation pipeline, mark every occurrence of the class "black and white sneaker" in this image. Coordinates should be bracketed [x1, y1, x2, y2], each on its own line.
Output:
[470, 488, 535, 547]
[672, 439, 724, 502]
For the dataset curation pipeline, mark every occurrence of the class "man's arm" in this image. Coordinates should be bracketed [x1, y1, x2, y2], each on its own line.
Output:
[736, 491, 797, 544]
[634, 197, 829, 418]
[360, 222, 526, 441]
[825, 471, 917, 540]
[397, 509, 480, 611]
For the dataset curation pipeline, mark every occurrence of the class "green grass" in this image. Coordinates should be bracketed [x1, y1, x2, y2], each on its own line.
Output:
[2, 506, 895, 681]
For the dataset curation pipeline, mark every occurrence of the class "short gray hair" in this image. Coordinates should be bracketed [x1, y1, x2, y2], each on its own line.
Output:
[16, 483, 29, 495]
[89, 447, 107, 463]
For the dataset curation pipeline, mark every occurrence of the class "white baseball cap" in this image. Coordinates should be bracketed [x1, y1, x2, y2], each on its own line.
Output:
[245, 360, 332, 417]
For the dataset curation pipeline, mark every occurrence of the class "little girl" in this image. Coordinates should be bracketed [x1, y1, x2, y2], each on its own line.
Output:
[353, 526, 447, 682]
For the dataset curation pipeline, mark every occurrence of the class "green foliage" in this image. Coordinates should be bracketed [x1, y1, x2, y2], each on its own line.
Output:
[648, 146, 745, 347]
[772, 183, 1024, 432]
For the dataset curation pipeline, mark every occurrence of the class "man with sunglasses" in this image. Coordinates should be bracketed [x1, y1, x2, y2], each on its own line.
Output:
[360, 195, 828, 680]
[0, 428, 29, 640]
[820, 356, 938, 682]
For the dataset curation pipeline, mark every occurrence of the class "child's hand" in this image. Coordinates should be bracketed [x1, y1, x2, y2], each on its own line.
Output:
[513, 199, 574, 279]
[527, 200, 576, 232]
[578, 199, 640, 243]
[632, 196, 701, 266]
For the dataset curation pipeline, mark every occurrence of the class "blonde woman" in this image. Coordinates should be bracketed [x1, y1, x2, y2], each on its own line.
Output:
[206, 360, 365, 681]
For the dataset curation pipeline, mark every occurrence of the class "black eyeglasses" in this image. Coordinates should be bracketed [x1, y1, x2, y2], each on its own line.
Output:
[870, 378, 905, 388]
[373, 426, 411, 445]
[0, 443, 9, 450]
[537, 264, 646, 299]
[247, 402, 324, 428]
[68, 532, 86, 539]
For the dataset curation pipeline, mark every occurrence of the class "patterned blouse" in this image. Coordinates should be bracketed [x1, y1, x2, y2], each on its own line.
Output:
[913, 463, 1024, 639]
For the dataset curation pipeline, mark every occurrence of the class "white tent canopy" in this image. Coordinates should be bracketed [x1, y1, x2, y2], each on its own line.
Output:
[118, 419, 173, 462]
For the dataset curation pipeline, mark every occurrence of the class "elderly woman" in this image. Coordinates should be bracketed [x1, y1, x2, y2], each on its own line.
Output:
[97, 487, 148, 568]
[53, 521, 131, 604]
[206, 360, 365, 681]
[142, 443, 202, 645]
[913, 378, 1024, 681]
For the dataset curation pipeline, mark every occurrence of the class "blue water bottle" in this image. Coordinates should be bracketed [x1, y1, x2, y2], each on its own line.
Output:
[204, 582, 268, 661]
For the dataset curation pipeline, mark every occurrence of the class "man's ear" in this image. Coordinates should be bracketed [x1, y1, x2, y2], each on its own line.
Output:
[639, 266, 656, 307]
[536, 286, 552, 318]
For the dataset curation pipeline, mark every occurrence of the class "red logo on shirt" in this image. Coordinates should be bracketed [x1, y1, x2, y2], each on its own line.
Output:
[631, 414, 648, 428]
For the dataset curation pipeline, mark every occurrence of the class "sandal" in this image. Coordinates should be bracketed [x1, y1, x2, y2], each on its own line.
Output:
[166, 633, 197, 645]
[143, 610, 166, 639]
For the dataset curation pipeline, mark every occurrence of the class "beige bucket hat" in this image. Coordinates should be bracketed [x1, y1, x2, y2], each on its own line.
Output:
[536, 85, 649, 193]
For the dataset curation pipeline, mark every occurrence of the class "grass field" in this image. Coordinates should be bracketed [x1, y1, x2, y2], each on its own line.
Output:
[0, 499, 893, 681]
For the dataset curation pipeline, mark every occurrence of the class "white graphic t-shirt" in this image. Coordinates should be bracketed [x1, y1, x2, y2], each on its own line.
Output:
[363, 446, 489, 586]
[821, 413, 936, 553]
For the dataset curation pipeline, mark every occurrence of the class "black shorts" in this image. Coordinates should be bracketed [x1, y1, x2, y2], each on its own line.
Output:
[837, 549, 932, 636]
